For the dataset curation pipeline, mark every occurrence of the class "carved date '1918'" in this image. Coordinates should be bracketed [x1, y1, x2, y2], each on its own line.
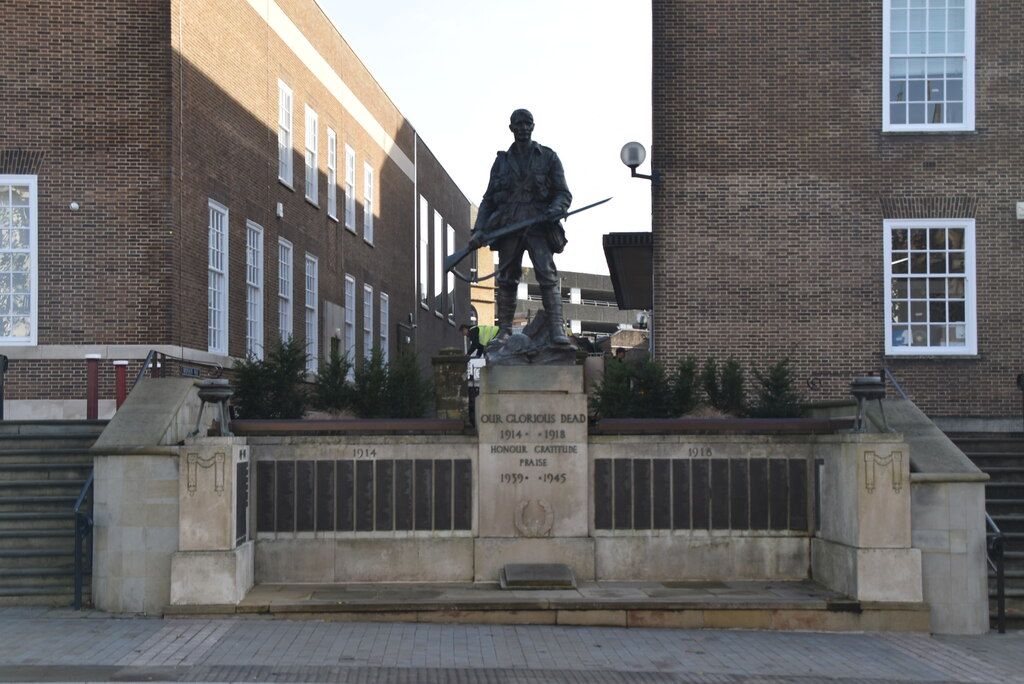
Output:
[689, 447, 712, 458]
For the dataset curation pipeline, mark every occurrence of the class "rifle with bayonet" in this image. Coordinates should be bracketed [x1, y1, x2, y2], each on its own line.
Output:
[444, 197, 612, 283]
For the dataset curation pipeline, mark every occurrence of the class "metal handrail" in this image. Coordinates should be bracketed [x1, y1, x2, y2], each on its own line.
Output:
[986, 512, 1006, 634]
[882, 366, 910, 401]
[132, 350, 224, 390]
[72, 472, 94, 610]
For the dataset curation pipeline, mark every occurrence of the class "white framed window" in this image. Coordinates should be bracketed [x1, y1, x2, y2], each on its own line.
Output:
[379, 292, 390, 364]
[363, 284, 374, 361]
[418, 195, 429, 308]
[245, 221, 264, 359]
[433, 210, 444, 313]
[883, 0, 974, 132]
[884, 218, 976, 355]
[344, 274, 356, 380]
[304, 254, 318, 373]
[278, 238, 293, 341]
[0, 176, 38, 345]
[363, 162, 374, 244]
[207, 200, 229, 355]
[277, 80, 293, 186]
[344, 144, 356, 231]
[446, 225, 455, 322]
[326, 128, 338, 220]
[304, 105, 318, 204]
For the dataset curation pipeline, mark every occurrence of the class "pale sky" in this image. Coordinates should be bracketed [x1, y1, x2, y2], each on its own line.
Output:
[317, 0, 652, 275]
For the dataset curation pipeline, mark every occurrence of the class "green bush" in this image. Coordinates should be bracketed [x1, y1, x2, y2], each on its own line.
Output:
[718, 358, 747, 416]
[671, 356, 699, 416]
[591, 355, 671, 419]
[701, 357, 720, 408]
[351, 348, 390, 419]
[313, 349, 352, 413]
[232, 336, 309, 419]
[750, 358, 804, 418]
[385, 350, 432, 419]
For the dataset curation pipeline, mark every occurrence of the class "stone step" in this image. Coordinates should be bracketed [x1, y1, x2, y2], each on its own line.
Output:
[0, 421, 106, 438]
[985, 482, 1024, 499]
[971, 456, 1024, 471]
[0, 548, 77, 569]
[0, 464, 92, 481]
[0, 496, 78, 513]
[977, 466, 1024, 482]
[0, 587, 87, 607]
[990, 515, 1024, 533]
[0, 511, 76, 531]
[0, 436, 101, 450]
[986, 499, 1024, 516]
[0, 480, 87, 500]
[0, 569, 85, 588]
[0, 530, 75, 550]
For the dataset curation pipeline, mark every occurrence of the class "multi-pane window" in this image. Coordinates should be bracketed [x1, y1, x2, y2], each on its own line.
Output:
[344, 275, 356, 380]
[245, 221, 264, 359]
[207, 200, 228, 355]
[884, 0, 974, 131]
[433, 210, 444, 312]
[304, 105, 318, 203]
[278, 238, 293, 341]
[304, 254, 318, 373]
[380, 292, 390, 364]
[884, 219, 976, 355]
[362, 284, 374, 361]
[363, 162, 374, 244]
[418, 196, 429, 307]
[446, 225, 455, 322]
[326, 128, 338, 220]
[277, 80, 293, 185]
[0, 176, 37, 345]
[344, 145, 356, 231]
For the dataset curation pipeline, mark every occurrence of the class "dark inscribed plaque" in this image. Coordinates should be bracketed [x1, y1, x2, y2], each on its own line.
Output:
[594, 459, 613, 530]
[434, 459, 453, 530]
[789, 459, 808, 531]
[315, 460, 335, 531]
[236, 462, 249, 544]
[375, 460, 394, 531]
[394, 460, 413, 531]
[769, 459, 789, 530]
[295, 460, 315, 532]
[730, 459, 750, 530]
[691, 459, 710, 529]
[613, 458, 633, 529]
[633, 459, 652, 530]
[653, 459, 672, 529]
[256, 461, 275, 533]
[710, 459, 730, 530]
[453, 459, 472, 531]
[275, 460, 295, 533]
[672, 459, 691, 529]
[336, 460, 354, 531]
[749, 459, 769, 530]
[355, 460, 375, 531]
[414, 460, 433, 530]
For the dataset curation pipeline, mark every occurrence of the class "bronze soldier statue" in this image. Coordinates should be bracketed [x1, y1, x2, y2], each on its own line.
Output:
[467, 109, 573, 346]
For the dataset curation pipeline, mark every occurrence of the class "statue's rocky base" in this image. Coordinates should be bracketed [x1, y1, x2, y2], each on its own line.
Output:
[485, 310, 576, 365]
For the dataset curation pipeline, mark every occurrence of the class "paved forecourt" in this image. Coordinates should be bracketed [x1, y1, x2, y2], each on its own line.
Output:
[0, 608, 1022, 682]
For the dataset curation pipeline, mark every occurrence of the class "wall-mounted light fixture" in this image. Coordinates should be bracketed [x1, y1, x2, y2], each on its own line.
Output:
[620, 141, 659, 184]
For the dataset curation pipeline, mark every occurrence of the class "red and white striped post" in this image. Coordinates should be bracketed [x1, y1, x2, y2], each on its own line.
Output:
[112, 360, 129, 409]
[85, 354, 101, 420]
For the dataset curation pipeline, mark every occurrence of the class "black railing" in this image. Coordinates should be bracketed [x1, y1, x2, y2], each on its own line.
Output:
[72, 472, 94, 610]
[882, 366, 910, 401]
[131, 350, 224, 390]
[986, 512, 1006, 634]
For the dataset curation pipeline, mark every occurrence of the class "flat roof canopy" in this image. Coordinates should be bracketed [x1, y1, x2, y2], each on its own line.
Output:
[602, 232, 653, 310]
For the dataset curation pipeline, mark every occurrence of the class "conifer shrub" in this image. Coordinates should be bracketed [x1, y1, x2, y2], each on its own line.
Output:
[232, 336, 309, 419]
[671, 356, 699, 416]
[313, 349, 352, 413]
[351, 348, 390, 419]
[385, 350, 432, 419]
[701, 357, 720, 409]
[718, 358, 747, 416]
[750, 358, 804, 418]
[591, 355, 671, 419]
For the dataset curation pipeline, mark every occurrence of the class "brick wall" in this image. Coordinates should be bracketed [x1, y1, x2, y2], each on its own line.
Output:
[651, 0, 1024, 418]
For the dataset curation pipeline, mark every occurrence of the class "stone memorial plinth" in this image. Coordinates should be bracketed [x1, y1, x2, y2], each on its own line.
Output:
[475, 364, 593, 581]
[170, 438, 254, 605]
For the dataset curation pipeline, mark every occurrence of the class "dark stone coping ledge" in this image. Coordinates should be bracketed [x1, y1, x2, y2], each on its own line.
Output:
[230, 419, 469, 436]
[590, 417, 856, 435]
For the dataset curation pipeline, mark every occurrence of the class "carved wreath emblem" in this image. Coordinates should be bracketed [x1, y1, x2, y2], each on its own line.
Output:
[864, 450, 903, 494]
[514, 499, 554, 537]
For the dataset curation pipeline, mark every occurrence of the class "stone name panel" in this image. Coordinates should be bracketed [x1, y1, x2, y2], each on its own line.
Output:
[594, 456, 810, 533]
[256, 458, 472, 534]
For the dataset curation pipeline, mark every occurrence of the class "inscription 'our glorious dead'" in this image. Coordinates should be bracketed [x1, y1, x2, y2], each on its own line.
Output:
[480, 413, 586, 424]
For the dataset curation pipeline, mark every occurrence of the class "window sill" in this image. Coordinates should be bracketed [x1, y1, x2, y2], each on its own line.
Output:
[884, 353, 980, 360]
[447, 318, 455, 327]
[434, 311, 444, 319]
[420, 302, 429, 310]
[881, 128, 977, 136]
[363, 237, 374, 247]
[305, 197, 319, 209]
[344, 224, 356, 234]
[328, 214, 338, 223]
[278, 179, 294, 191]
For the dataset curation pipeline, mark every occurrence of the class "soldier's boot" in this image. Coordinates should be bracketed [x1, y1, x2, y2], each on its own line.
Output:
[541, 285, 571, 346]
[495, 284, 518, 343]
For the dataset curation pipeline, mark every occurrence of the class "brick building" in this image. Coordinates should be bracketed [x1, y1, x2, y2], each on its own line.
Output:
[643, 0, 1023, 422]
[0, 0, 471, 418]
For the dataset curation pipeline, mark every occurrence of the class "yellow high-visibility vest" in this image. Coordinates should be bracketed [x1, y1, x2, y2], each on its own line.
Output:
[476, 325, 500, 346]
